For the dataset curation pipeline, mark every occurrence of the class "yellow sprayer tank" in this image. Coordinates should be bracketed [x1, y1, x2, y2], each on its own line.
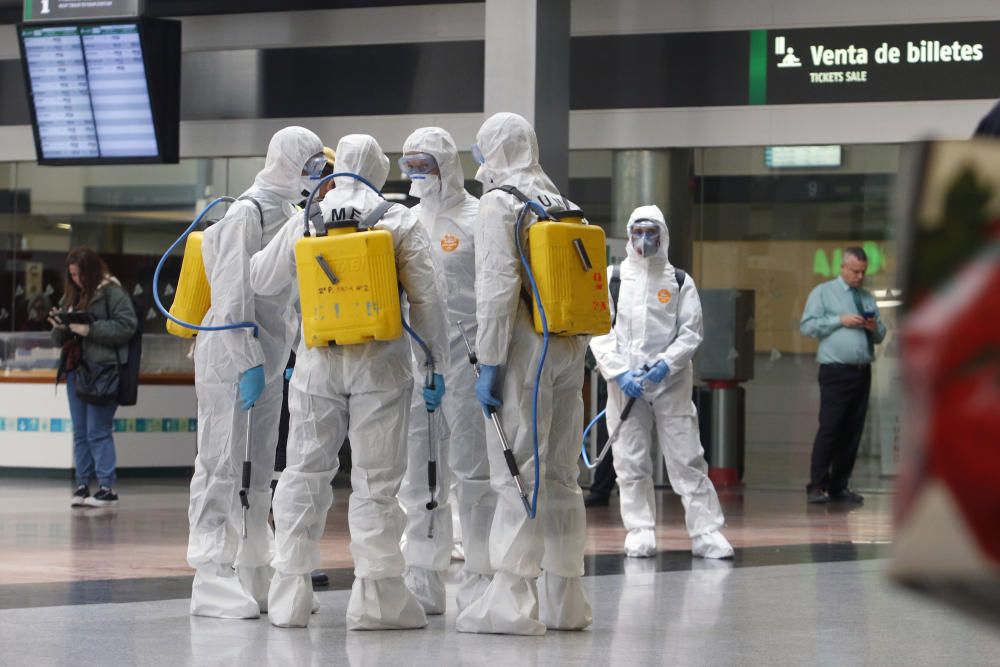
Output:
[527, 211, 611, 336]
[166, 231, 211, 338]
[295, 228, 402, 348]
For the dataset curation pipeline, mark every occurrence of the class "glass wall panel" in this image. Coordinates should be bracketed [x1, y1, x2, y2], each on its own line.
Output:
[691, 144, 901, 487]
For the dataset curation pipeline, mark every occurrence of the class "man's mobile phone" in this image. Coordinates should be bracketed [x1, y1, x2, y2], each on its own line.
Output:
[862, 310, 876, 320]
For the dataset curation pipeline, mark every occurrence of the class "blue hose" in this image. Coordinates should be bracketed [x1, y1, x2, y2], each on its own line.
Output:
[401, 316, 433, 371]
[580, 408, 607, 468]
[514, 200, 553, 520]
[153, 196, 259, 337]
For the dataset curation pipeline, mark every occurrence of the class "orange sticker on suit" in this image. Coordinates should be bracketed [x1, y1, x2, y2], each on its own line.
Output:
[440, 234, 460, 252]
[657, 289, 672, 303]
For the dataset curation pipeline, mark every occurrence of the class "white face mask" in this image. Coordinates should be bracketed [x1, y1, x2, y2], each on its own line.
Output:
[408, 174, 440, 199]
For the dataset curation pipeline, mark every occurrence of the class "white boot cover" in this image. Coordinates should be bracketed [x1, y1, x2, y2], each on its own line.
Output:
[455, 571, 546, 636]
[190, 564, 260, 619]
[346, 576, 428, 630]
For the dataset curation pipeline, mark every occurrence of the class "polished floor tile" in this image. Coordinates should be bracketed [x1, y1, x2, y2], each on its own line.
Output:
[0, 478, 893, 587]
[0, 560, 997, 667]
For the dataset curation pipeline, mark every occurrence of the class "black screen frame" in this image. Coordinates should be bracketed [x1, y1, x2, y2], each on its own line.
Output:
[17, 17, 180, 166]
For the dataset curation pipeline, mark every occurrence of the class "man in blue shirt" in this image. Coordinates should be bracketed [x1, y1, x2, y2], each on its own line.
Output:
[800, 247, 886, 505]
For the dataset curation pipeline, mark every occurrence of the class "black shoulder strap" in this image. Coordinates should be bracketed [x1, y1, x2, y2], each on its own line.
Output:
[489, 185, 532, 205]
[675, 268, 686, 289]
[610, 264, 621, 328]
[102, 287, 123, 367]
[238, 196, 264, 229]
[359, 199, 395, 230]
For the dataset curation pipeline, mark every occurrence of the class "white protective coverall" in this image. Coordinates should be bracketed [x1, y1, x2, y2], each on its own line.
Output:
[398, 127, 496, 615]
[250, 134, 448, 629]
[454, 113, 592, 636]
[188, 126, 322, 618]
[589, 205, 733, 559]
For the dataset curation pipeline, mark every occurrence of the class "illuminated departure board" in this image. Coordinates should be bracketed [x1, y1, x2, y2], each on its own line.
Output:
[20, 23, 158, 160]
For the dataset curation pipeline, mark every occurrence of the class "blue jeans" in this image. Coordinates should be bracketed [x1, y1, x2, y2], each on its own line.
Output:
[66, 370, 119, 488]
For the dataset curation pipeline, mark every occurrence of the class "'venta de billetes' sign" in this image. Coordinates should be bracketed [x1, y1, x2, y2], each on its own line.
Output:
[753, 21, 1000, 104]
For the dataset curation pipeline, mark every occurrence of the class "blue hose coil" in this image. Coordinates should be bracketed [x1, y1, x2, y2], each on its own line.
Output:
[153, 196, 259, 337]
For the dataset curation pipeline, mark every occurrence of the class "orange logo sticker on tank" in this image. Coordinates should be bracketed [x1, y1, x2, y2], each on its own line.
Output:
[657, 289, 672, 304]
[440, 234, 460, 252]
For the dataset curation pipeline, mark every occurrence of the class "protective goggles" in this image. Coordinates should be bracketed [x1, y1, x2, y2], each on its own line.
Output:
[471, 143, 486, 165]
[397, 152, 439, 176]
[302, 151, 330, 180]
[630, 221, 661, 241]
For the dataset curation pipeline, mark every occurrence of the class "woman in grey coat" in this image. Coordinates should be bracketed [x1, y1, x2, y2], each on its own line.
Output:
[49, 247, 137, 507]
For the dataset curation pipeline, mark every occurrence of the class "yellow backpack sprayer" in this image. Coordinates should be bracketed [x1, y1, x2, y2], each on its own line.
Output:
[295, 174, 403, 348]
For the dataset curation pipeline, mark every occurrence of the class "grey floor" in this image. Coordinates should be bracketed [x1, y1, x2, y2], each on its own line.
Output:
[2, 559, 997, 667]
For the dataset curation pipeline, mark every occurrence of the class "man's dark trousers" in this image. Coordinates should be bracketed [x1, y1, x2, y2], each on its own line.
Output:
[809, 363, 872, 494]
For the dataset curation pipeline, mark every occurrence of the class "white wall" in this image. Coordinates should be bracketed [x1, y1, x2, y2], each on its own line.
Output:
[0, 383, 196, 470]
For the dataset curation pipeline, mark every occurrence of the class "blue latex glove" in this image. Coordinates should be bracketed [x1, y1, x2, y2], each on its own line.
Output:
[284, 367, 294, 382]
[238, 365, 265, 411]
[476, 364, 503, 416]
[423, 372, 446, 412]
[615, 370, 644, 399]
[643, 360, 670, 385]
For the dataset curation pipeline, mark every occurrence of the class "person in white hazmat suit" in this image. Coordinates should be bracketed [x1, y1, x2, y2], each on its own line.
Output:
[249, 134, 449, 629]
[187, 126, 323, 618]
[589, 205, 734, 560]
[396, 127, 496, 615]
[455, 112, 592, 636]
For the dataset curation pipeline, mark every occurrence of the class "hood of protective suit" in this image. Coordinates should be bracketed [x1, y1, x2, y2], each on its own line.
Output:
[333, 134, 390, 193]
[252, 126, 323, 201]
[625, 205, 671, 265]
[475, 112, 557, 194]
[402, 126, 467, 214]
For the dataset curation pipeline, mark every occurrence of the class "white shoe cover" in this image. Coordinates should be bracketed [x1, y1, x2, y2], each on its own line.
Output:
[312, 593, 321, 614]
[267, 572, 313, 628]
[454, 571, 491, 616]
[190, 565, 260, 619]
[404, 567, 446, 615]
[346, 577, 428, 630]
[624, 528, 657, 558]
[455, 571, 546, 636]
[451, 542, 466, 562]
[538, 572, 592, 631]
[692, 530, 734, 559]
[237, 564, 273, 614]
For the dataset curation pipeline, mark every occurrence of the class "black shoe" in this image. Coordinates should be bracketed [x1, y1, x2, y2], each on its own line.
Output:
[584, 494, 610, 508]
[829, 489, 864, 505]
[806, 486, 828, 504]
[311, 570, 329, 587]
[84, 486, 119, 507]
[71, 485, 90, 507]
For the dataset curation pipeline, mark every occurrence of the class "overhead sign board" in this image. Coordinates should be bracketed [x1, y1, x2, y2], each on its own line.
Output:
[23, 0, 141, 23]
[754, 21, 1000, 105]
[573, 21, 1000, 110]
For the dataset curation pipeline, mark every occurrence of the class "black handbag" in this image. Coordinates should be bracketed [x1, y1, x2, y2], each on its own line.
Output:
[73, 359, 120, 405]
